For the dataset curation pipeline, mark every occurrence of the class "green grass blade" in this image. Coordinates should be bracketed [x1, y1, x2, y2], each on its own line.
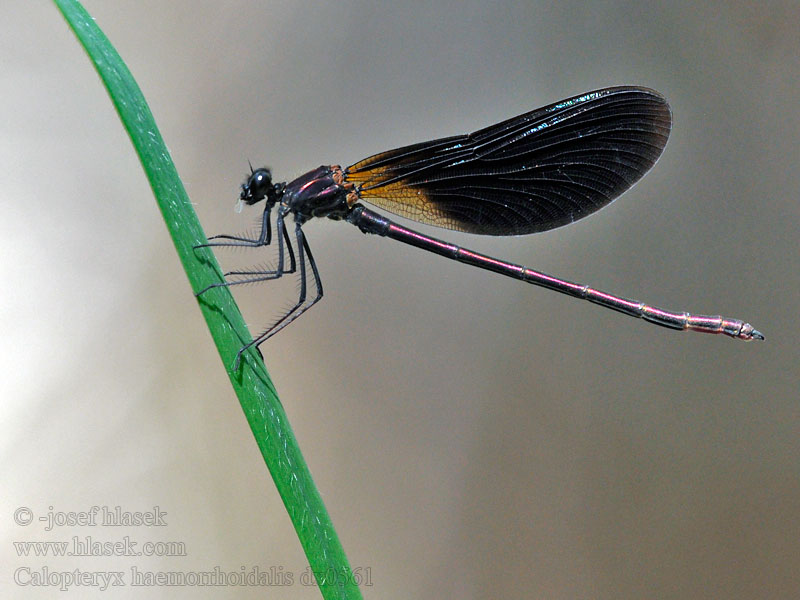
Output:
[53, 1, 362, 598]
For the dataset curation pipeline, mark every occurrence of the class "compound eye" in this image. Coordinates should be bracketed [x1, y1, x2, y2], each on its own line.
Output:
[242, 168, 272, 204]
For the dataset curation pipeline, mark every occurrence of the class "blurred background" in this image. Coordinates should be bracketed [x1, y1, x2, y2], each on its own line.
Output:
[2, 1, 798, 598]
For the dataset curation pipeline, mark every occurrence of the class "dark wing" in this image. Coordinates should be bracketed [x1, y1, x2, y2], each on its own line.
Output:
[344, 86, 671, 235]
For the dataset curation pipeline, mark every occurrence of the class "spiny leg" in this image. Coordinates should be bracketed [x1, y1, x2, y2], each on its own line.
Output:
[196, 204, 273, 249]
[195, 211, 293, 297]
[223, 222, 297, 278]
[256, 224, 324, 341]
[233, 219, 324, 370]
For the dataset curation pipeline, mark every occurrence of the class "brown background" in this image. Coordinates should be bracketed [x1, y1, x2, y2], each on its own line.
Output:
[2, 1, 798, 598]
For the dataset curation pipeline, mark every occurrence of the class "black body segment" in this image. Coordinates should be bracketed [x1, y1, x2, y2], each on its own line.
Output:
[282, 165, 350, 221]
[346, 206, 762, 341]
